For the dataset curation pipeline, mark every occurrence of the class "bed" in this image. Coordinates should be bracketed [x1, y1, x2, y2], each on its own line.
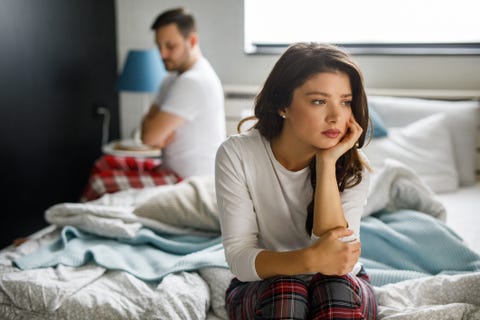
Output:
[363, 91, 480, 255]
[0, 89, 479, 320]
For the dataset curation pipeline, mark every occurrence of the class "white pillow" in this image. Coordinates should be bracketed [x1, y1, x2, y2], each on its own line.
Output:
[368, 96, 480, 186]
[363, 113, 459, 193]
[133, 176, 220, 232]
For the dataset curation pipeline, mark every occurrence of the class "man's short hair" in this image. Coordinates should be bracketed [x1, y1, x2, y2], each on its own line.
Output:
[150, 7, 196, 38]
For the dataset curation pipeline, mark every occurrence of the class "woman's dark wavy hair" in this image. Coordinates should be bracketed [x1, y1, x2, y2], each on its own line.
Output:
[249, 42, 370, 236]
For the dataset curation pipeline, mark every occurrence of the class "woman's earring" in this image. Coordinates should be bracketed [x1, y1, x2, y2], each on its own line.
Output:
[281, 114, 286, 119]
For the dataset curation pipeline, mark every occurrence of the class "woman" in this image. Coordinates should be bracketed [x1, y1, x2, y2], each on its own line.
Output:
[215, 43, 377, 319]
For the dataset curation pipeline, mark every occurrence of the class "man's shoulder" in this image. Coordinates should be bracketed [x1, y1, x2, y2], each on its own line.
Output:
[183, 58, 219, 81]
[173, 60, 220, 93]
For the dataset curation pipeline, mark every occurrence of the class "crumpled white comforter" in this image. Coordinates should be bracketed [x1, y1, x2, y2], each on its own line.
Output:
[0, 227, 217, 320]
[0, 160, 478, 320]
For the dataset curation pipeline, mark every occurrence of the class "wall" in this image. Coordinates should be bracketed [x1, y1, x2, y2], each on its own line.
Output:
[116, 0, 480, 137]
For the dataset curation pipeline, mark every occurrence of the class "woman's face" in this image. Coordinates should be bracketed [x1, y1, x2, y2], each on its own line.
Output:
[281, 71, 353, 150]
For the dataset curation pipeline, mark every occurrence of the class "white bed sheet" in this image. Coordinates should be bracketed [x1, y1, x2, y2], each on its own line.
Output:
[436, 182, 480, 254]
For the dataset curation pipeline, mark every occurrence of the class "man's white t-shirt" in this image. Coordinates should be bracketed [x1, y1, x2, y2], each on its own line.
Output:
[215, 129, 370, 282]
[155, 57, 225, 177]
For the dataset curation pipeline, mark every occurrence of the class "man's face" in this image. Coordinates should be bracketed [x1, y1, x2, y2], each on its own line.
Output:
[155, 23, 192, 73]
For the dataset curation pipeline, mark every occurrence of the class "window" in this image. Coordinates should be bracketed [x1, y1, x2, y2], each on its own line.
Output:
[244, 0, 480, 55]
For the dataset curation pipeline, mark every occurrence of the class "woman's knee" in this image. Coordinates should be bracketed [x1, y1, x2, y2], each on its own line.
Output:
[309, 273, 376, 320]
[257, 276, 310, 319]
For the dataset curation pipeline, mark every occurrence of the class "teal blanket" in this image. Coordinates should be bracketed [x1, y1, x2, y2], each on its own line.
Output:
[14, 210, 480, 286]
[360, 209, 480, 286]
[13, 227, 227, 281]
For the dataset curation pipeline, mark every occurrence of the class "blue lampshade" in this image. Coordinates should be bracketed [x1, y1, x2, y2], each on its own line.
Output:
[117, 49, 166, 92]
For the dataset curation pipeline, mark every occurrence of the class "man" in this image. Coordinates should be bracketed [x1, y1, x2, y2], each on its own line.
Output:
[141, 7, 225, 178]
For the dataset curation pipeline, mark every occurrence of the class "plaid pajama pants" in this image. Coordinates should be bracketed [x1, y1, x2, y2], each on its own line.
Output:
[226, 267, 376, 320]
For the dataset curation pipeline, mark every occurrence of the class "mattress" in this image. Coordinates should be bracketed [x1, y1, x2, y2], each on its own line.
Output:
[436, 182, 480, 254]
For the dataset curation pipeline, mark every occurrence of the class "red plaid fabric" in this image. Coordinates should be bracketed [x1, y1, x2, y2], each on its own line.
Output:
[81, 155, 183, 202]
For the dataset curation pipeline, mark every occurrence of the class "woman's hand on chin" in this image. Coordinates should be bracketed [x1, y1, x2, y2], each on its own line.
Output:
[316, 116, 363, 164]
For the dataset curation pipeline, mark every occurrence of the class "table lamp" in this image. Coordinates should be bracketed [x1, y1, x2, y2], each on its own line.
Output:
[117, 48, 167, 139]
[117, 48, 166, 93]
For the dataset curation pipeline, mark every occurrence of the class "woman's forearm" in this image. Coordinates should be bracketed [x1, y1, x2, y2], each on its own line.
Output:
[312, 159, 347, 237]
[254, 228, 359, 279]
[255, 248, 312, 279]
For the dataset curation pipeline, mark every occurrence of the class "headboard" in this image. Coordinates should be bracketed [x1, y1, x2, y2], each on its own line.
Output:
[223, 85, 480, 178]
[366, 88, 480, 101]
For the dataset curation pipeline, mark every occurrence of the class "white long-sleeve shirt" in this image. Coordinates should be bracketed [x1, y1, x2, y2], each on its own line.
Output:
[215, 129, 370, 282]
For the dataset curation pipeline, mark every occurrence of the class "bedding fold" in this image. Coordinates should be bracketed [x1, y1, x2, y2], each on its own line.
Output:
[13, 226, 227, 281]
[364, 158, 446, 220]
[45, 176, 220, 239]
[360, 209, 480, 286]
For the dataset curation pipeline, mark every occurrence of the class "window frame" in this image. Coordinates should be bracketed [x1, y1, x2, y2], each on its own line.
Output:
[249, 43, 480, 56]
[244, 0, 480, 56]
